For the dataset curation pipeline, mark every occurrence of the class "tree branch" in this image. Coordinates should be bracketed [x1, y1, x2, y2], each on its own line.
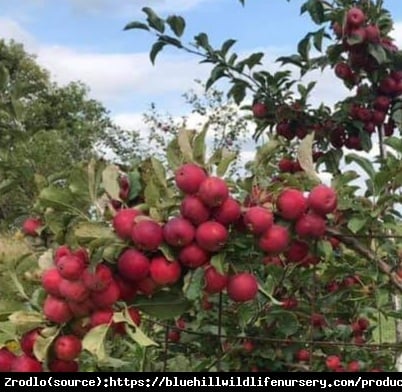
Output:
[326, 227, 402, 292]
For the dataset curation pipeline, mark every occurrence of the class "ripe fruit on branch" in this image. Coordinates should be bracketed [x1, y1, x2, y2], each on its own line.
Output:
[178, 243, 210, 269]
[295, 349, 310, 362]
[227, 273, 258, 302]
[149, 256, 181, 286]
[276, 188, 307, 221]
[41, 268, 63, 297]
[131, 219, 163, 251]
[334, 62, 353, 81]
[258, 224, 290, 254]
[59, 279, 89, 303]
[346, 7, 366, 28]
[195, 221, 228, 252]
[48, 359, 79, 372]
[204, 265, 228, 294]
[53, 335, 82, 361]
[112, 208, 142, 240]
[295, 213, 326, 238]
[243, 206, 274, 235]
[213, 197, 241, 226]
[180, 195, 210, 225]
[284, 240, 310, 263]
[21, 329, 41, 358]
[56, 255, 85, 281]
[22, 218, 42, 237]
[326, 355, 342, 371]
[117, 248, 150, 282]
[11, 355, 42, 372]
[82, 264, 113, 292]
[308, 184, 337, 216]
[175, 163, 208, 194]
[43, 295, 73, 324]
[252, 102, 268, 119]
[198, 176, 229, 207]
[0, 348, 16, 372]
[163, 217, 195, 247]
[90, 278, 120, 308]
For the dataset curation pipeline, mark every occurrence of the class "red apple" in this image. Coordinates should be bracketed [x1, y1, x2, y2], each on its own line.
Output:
[346, 7, 366, 28]
[131, 219, 163, 251]
[295, 349, 310, 362]
[11, 354, 42, 372]
[326, 355, 342, 371]
[175, 163, 208, 194]
[276, 188, 307, 221]
[20, 328, 41, 358]
[295, 213, 327, 238]
[213, 197, 241, 226]
[112, 208, 142, 240]
[59, 279, 89, 303]
[252, 102, 268, 119]
[53, 335, 82, 361]
[196, 221, 228, 252]
[22, 218, 42, 237]
[48, 359, 79, 372]
[149, 256, 181, 286]
[258, 224, 290, 254]
[227, 272, 258, 302]
[284, 240, 309, 263]
[90, 278, 120, 308]
[198, 177, 229, 207]
[204, 265, 228, 294]
[41, 268, 63, 297]
[0, 348, 16, 372]
[308, 184, 337, 216]
[243, 206, 274, 235]
[115, 275, 137, 302]
[163, 217, 195, 247]
[54, 245, 71, 264]
[56, 254, 85, 280]
[90, 309, 113, 328]
[180, 195, 210, 225]
[117, 248, 150, 282]
[82, 264, 113, 292]
[43, 295, 73, 324]
[178, 243, 210, 269]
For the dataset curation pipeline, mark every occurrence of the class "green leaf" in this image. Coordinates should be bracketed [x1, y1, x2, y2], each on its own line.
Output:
[134, 291, 190, 320]
[144, 178, 160, 207]
[8, 311, 44, 335]
[227, 81, 247, 105]
[127, 169, 142, 201]
[205, 65, 226, 90]
[344, 153, 375, 182]
[297, 132, 321, 182]
[33, 326, 60, 362]
[216, 148, 237, 177]
[73, 221, 116, 243]
[313, 28, 327, 52]
[220, 39, 237, 56]
[123, 21, 150, 31]
[150, 41, 166, 65]
[82, 324, 110, 362]
[166, 15, 186, 37]
[151, 157, 167, 189]
[193, 122, 209, 165]
[0, 299, 25, 319]
[0, 63, 9, 91]
[317, 240, 333, 260]
[298, 35, 311, 60]
[210, 253, 226, 274]
[177, 128, 194, 162]
[184, 268, 204, 301]
[0, 321, 17, 347]
[142, 7, 165, 33]
[194, 33, 212, 52]
[276, 55, 303, 68]
[301, 0, 325, 24]
[102, 164, 121, 200]
[347, 217, 367, 234]
[166, 137, 183, 170]
[368, 43, 388, 65]
[158, 243, 176, 261]
[159, 35, 182, 48]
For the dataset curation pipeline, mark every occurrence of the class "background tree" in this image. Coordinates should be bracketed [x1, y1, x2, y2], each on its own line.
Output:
[0, 40, 143, 228]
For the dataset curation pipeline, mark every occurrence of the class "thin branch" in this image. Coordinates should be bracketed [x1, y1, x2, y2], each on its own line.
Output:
[326, 227, 402, 291]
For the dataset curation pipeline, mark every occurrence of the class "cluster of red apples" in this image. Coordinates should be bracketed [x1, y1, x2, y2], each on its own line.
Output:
[252, 6, 401, 152]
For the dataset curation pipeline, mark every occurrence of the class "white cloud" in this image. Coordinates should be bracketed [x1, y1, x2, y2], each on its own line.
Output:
[0, 17, 38, 51]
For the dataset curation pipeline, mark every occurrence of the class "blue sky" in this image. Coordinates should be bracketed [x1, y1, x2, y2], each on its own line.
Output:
[1, 0, 402, 135]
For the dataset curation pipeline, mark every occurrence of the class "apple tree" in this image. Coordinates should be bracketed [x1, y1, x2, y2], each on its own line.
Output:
[2, 0, 402, 373]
